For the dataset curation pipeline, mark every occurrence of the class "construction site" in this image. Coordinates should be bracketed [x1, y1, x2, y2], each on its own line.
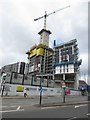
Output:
[25, 7, 82, 89]
[1, 6, 82, 89]
[26, 28, 54, 87]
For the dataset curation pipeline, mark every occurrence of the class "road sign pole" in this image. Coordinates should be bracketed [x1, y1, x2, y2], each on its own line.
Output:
[63, 87, 65, 103]
[39, 77, 42, 105]
[40, 87, 42, 105]
[62, 74, 66, 103]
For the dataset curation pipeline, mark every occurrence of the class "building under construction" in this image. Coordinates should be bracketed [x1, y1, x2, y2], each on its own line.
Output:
[26, 29, 54, 87]
[26, 25, 82, 89]
[26, 5, 82, 89]
[1, 6, 82, 89]
[53, 39, 82, 88]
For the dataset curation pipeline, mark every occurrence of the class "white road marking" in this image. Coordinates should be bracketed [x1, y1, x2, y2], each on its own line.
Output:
[41, 105, 67, 109]
[0, 109, 24, 113]
[0, 105, 16, 108]
[67, 117, 77, 120]
[17, 106, 21, 110]
[87, 113, 90, 116]
[0, 105, 24, 113]
[41, 107, 55, 109]
[74, 104, 87, 108]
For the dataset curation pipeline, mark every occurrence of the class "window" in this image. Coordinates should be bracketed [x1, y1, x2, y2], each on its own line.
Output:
[63, 66, 65, 73]
[24, 76, 31, 85]
[60, 66, 61, 73]
[11, 73, 22, 84]
[14, 73, 18, 79]
[19, 62, 25, 74]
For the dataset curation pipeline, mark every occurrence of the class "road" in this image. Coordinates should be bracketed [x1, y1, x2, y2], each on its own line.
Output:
[0, 95, 89, 119]
[1, 103, 89, 119]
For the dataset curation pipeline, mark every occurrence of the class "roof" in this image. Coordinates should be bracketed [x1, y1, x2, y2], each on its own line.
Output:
[38, 29, 51, 34]
[54, 39, 77, 48]
[26, 43, 54, 53]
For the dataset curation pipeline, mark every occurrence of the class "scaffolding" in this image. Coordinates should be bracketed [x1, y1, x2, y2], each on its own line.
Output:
[53, 39, 82, 89]
[26, 38, 82, 89]
[26, 43, 54, 84]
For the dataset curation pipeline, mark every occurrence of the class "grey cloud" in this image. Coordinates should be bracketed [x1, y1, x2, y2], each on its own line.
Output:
[1, 12, 38, 52]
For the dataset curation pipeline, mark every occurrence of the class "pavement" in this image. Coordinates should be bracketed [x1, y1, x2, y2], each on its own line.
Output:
[1, 95, 89, 108]
[35, 100, 89, 108]
[34, 95, 89, 108]
[0, 95, 47, 99]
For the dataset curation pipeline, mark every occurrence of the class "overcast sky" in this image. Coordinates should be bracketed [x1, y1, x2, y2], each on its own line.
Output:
[0, 0, 89, 82]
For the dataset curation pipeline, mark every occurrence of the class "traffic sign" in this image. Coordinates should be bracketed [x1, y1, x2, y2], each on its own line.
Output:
[62, 82, 66, 88]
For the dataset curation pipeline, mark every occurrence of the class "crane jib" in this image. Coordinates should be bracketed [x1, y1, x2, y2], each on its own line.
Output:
[47, 5, 70, 17]
[34, 5, 70, 29]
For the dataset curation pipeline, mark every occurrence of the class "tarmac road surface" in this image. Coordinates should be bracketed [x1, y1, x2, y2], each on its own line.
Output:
[1, 103, 89, 119]
[0, 95, 89, 119]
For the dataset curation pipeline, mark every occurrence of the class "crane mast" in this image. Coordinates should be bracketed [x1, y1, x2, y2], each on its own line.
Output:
[34, 5, 70, 29]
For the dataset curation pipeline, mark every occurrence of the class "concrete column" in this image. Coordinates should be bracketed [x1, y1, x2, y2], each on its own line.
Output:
[74, 73, 79, 90]
[63, 74, 65, 81]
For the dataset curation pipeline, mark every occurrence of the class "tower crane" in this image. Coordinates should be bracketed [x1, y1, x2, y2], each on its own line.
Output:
[34, 5, 70, 29]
